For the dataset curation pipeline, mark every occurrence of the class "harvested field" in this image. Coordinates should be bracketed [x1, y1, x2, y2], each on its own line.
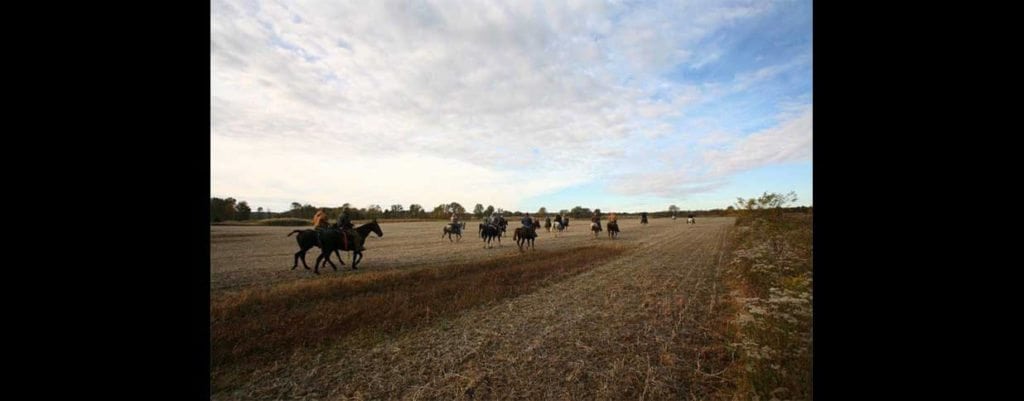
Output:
[212, 217, 739, 400]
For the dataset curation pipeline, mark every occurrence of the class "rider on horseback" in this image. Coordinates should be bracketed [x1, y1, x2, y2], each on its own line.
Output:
[313, 208, 329, 230]
[450, 212, 461, 234]
[339, 207, 354, 230]
[591, 209, 602, 231]
[337, 207, 363, 251]
[312, 208, 330, 247]
[521, 213, 534, 230]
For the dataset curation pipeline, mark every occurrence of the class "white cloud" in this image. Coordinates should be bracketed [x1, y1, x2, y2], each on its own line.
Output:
[211, 134, 587, 210]
[703, 106, 812, 176]
[212, 0, 797, 210]
[605, 105, 812, 198]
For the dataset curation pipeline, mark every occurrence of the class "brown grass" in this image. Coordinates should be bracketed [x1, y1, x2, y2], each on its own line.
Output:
[212, 245, 627, 392]
[724, 212, 813, 400]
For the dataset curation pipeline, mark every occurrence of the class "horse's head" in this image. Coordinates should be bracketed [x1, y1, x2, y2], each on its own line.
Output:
[369, 219, 383, 237]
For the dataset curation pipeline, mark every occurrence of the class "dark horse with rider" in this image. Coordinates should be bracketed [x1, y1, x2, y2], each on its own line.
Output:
[288, 209, 384, 274]
[479, 213, 508, 248]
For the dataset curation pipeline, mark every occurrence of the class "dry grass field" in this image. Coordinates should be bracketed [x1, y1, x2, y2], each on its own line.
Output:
[212, 217, 743, 400]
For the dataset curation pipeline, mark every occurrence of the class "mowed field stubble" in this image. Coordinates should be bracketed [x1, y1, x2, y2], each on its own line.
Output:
[211, 216, 739, 400]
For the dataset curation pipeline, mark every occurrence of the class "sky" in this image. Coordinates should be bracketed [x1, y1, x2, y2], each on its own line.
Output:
[212, 0, 812, 214]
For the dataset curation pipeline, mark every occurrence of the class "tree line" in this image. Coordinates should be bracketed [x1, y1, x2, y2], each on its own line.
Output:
[210, 197, 810, 223]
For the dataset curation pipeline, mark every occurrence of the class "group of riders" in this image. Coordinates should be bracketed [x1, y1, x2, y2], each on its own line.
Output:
[446, 208, 623, 236]
[311, 207, 663, 244]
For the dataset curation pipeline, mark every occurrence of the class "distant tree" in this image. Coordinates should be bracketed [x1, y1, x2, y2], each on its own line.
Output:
[257, 206, 263, 219]
[409, 204, 424, 217]
[735, 191, 798, 211]
[668, 205, 680, 216]
[559, 209, 569, 216]
[299, 204, 317, 219]
[367, 204, 383, 219]
[291, 202, 302, 211]
[473, 204, 485, 219]
[390, 204, 404, 218]
[236, 201, 252, 220]
[570, 206, 591, 218]
[448, 202, 466, 215]
[210, 198, 226, 222]
[223, 198, 237, 221]
[537, 207, 547, 216]
[484, 205, 495, 216]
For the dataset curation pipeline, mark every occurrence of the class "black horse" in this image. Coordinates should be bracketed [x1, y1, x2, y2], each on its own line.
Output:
[513, 226, 537, 252]
[288, 228, 345, 271]
[443, 221, 466, 242]
[607, 221, 620, 239]
[288, 220, 383, 274]
[479, 223, 502, 248]
[640, 213, 648, 225]
[496, 216, 508, 235]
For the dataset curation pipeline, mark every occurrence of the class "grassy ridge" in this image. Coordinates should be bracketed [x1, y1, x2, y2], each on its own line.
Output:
[726, 212, 813, 400]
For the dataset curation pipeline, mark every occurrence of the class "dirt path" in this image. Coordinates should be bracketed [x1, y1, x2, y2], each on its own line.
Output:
[214, 217, 736, 400]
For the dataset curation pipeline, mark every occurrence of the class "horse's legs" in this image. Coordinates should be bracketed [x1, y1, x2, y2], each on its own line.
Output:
[295, 248, 312, 270]
[324, 251, 339, 272]
[352, 251, 362, 269]
[314, 250, 329, 275]
[334, 249, 345, 265]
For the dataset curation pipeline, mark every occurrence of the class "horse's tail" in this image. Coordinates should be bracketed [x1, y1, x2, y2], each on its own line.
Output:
[287, 230, 302, 237]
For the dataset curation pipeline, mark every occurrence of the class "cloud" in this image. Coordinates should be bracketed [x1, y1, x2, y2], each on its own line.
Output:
[212, 0, 807, 210]
[605, 105, 812, 199]
[703, 106, 812, 176]
[211, 134, 590, 210]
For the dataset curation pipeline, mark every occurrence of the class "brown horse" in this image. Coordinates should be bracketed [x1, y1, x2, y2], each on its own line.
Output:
[513, 226, 537, 252]
[607, 221, 620, 239]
